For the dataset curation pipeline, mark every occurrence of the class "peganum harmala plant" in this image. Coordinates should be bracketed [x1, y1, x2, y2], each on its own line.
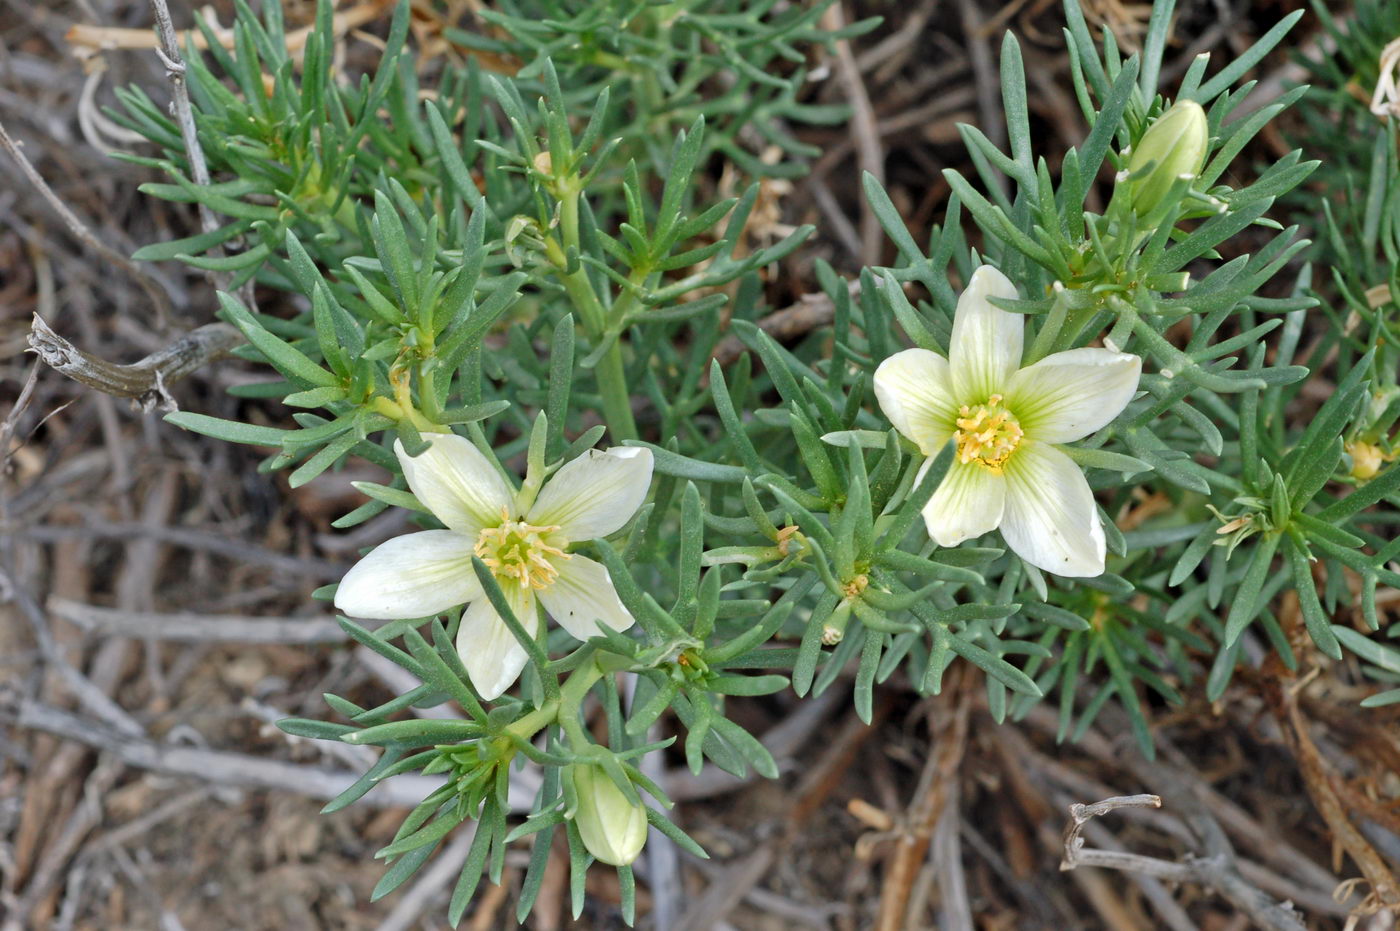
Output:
[106, 0, 1400, 923]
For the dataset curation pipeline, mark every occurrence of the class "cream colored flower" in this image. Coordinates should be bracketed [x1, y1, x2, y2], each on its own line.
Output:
[874, 266, 1141, 577]
[335, 433, 653, 699]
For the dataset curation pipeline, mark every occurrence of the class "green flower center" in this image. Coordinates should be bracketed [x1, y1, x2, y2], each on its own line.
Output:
[474, 509, 569, 590]
[954, 394, 1023, 473]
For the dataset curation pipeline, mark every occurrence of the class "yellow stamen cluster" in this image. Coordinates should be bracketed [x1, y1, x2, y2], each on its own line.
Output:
[474, 507, 570, 591]
[954, 394, 1023, 473]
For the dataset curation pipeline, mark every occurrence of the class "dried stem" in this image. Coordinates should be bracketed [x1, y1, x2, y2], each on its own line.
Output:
[711, 279, 861, 368]
[13, 701, 541, 811]
[1265, 675, 1400, 912]
[48, 596, 347, 645]
[65, 1, 394, 55]
[821, 2, 884, 266]
[146, 0, 220, 241]
[27, 314, 242, 411]
[874, 671, 973, 931]
[1061, 795, 1167, 868]
[0, 116, 174, 320]
[1060, 794, 1307, 931]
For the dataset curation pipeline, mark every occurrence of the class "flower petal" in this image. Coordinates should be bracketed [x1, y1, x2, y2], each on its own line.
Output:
[1000, 441, 1105, 577]
[334, 530, 483, 619]
[538, 554, 636, 641]
[1005, 348, 1142, 443]
[396, 433, 514, 535]
[527, 446, 653, 542]
[873, 348, 958, 455]
[921, 458, 1006, 547]
[949, 264, 1023, 400]
[455, 584, 538, 700]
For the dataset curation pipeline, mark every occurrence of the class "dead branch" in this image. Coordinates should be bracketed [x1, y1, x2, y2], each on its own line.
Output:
[1265, 675, 1400, 914]
[1017, 703, 1349, 906]
[0, 563, 144, 739]
[49, 596, 347, 645]
[821, 2, 884, 266]
[1061, 795, 1172, 872]
[1060, 794, 1307, 931]
[19, 521, 346, 579]
[65, 1, 394, 56]
[0, 117, 173, 320]
[1139, 740, 1336, 930]
[146, 0, 221, 243]
[874, 674, 973, 931]
[27, 315, 242, 411]
[711, 280, 861, 367]
[13, 701, 542, 812]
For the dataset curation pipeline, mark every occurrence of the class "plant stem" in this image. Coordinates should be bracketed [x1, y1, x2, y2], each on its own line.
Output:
[557, 656, 606, 751]
[596, 339, 638, 441]
[507, 699, 561, 742]
[548, 175, 641, 440]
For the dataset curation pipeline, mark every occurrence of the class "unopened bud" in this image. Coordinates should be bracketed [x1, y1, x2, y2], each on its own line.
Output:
[569, 765, 647, 867]
[1124, 100, 1208, 217]
[1347, 440, 1385, 481]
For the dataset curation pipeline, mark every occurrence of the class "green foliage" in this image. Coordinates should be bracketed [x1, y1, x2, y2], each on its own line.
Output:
[116, 0, 1400, 924]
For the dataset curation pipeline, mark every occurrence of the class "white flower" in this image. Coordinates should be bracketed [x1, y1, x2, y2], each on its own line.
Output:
[335, 433, 654, 699]
[874, 265, 1141, 577]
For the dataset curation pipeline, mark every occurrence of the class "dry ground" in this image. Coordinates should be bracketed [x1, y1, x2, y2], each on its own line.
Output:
[3, 1, 1399, 929]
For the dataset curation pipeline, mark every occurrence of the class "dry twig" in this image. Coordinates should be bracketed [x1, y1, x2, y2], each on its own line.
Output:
[27, 315, 243, 411]
[65, 1, 394, 55]
[14, 701, 542, 811]
[1060, 794, 1307, 931]
[821, 2, 884, 266]
[48, 596, 347, 644]
[1265, 675, 1400, 915]
[18, 521, 345, 579]
[145, 0, 220, 242]
[873, 675, 973, 931]
[711, 280, 861, 367]
[0, 117, 173, 319]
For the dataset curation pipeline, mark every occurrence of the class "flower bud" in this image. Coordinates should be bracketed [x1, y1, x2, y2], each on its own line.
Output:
[569, 765, 647, 866]
[1347, 440, 1385, 481]
[1124, 100, 1209, 217]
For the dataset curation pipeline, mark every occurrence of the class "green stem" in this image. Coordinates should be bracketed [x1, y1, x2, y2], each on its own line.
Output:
[546, 236, 607, 334]
[416, 367, 450, 431]
[557, 655, 606, 750]
[596, 338, 638, 441]
[549, 175, 642, 441]
[507, 699, 560, 742]
[559, 179, 583, 250]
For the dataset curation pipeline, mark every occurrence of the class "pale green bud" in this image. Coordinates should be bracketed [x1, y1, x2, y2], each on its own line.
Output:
[570, 765, 648, 866]
[1125, 100, 1209, 217]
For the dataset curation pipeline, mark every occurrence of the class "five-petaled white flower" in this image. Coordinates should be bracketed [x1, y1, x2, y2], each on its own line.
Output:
[874, 265, 1141, 577]
[335, 433, 654, 699]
